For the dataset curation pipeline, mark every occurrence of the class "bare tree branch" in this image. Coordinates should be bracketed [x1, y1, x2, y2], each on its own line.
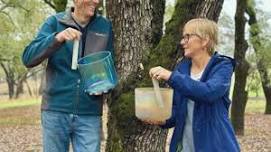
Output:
[0, 0, 15, 8]
[0, 11, 15, 26]
[43, 0, 55, 10]
[0, 56, 11, 62]
[0, 4, 9, 11]
[1, 0, 31, 11]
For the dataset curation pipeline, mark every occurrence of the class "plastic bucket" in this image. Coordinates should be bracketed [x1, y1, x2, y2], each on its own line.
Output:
[78, 51, 118, 94]
[135, 88, 173, 122]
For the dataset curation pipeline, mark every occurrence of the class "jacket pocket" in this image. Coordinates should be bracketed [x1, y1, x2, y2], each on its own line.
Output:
[84, 31, 109, 56]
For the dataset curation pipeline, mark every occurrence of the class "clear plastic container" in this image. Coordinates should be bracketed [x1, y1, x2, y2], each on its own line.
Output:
[135, 88, 173, 122]
[78, 51, 118, 94]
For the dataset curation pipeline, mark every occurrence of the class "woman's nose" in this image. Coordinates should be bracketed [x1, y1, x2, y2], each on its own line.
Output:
[180, 39, 185, 46]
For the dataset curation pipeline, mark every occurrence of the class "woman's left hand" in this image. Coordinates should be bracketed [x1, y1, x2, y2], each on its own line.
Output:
[149, 66, 172, 81]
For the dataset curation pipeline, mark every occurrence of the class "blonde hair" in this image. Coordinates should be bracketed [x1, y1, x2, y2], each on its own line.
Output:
[183, 18, 218, 55]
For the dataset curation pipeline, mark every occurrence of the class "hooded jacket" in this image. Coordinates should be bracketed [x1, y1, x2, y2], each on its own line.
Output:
[162, 52, 240, 152]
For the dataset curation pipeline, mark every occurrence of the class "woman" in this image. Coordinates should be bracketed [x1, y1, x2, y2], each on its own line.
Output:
[148, 18, 240, 152]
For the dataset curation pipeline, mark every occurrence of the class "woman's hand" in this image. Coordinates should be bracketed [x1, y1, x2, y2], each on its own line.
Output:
[149, 66, 172, 81]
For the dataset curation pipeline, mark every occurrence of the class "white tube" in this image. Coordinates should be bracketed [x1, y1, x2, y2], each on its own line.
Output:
[152, 78, 164, 108]
[71, 39, 79, 70]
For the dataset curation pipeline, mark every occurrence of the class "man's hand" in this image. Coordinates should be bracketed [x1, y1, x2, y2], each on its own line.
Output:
[55, 27, 82, 43]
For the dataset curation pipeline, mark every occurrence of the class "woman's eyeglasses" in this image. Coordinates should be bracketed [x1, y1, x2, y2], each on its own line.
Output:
[181, 33, 201, 43]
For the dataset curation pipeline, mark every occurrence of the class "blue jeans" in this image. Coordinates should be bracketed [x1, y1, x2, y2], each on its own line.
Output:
[41, 111, 101, 152]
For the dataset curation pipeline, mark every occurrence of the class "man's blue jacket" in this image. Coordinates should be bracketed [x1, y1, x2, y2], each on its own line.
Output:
[162, 52, 240, 152]
[22, 8, 113, 115]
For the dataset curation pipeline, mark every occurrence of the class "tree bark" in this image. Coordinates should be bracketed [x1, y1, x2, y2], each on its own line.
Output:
[246, 1, 271, 114]
[15, 79, 23, 98]
[15, 73, 28, 99]
[106, 1, 167, 151]
[106, 0, 224, 151]
[231, 0, 249, 135]
[106, 0, 166, 82]
[0, 61, 15, 99]
[24, 79, 33, 97]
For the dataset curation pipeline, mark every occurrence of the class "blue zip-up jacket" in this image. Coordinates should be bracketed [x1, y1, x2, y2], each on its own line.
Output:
[162, 52, 240, 152]
[22, 8, 114, 115]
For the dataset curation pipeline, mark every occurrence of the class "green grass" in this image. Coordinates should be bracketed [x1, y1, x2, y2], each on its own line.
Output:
[0, 98, 41, 109]
[245, 98, 265, 113]
[0, 116, 39, 126]
[0, 98, 41, 126]
[0, 97, 266, 127]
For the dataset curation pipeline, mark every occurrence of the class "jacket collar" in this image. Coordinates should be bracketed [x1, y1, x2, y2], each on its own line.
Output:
[58, 7, 97, 29]
[200, 52, 218, 81]
[180, 52, 235, 81]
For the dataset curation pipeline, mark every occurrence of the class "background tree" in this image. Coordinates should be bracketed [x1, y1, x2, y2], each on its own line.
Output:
[0, 0, 49, 98]
[231, 0, 249, 135]
[246, 62, 262, 97]
[217, 12, 235, 56]
[105, 1, 167, 151]
[43, 0, 67, 12]
[0, 0, 18, 98]
[246, 0, 271, 114]
[106, 0, 224, 151]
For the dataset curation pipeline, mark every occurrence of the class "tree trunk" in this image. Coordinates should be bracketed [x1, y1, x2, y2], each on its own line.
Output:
[106, 0, 224, 151]
[246, 1, 271, 114]
[261, 70, 271, 114]
[7, 77, 15, 99]
[231, 0, 249, 135]
[15, 73, 28, 99]
[106, 1, 167, 151]
[0, 62, 15, 99]
[15, 80, 23, 99]
[24, 79, 33, 97]
[106, 0, 166, 82]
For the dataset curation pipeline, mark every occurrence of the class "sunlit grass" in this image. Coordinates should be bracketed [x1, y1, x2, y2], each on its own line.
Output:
[0, 98, 41, 126]
[0, 96, 267, 127]
[0, 116, 39, 126]
[245, 98, 265, 113]
[0, 98, 41, 109]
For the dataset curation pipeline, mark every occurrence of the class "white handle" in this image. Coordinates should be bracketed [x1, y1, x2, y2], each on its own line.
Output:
[71, 40, 79, 70]
[152, 78, 164, 108]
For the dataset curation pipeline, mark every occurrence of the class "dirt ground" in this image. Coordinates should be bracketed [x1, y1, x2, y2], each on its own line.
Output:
[0, 104, 270, 152]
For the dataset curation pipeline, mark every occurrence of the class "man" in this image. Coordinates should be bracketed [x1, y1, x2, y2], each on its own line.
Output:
[22, 0, 114, 151]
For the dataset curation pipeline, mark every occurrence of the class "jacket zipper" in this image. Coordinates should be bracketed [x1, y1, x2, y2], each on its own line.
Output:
[74, 79, 80, 114]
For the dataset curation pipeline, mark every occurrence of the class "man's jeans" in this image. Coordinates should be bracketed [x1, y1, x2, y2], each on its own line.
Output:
[41, 111, 101, 152]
